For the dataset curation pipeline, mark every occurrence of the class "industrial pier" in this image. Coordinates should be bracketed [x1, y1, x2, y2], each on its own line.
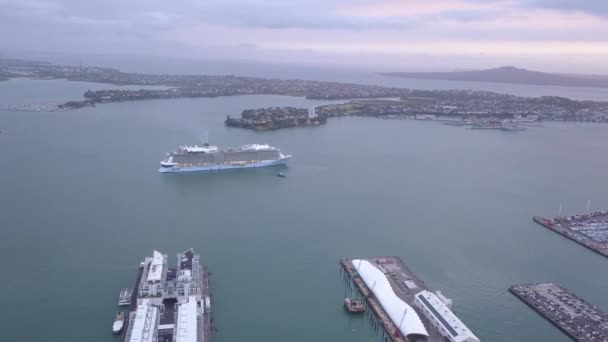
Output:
[340, 256, 479, 342]
[510, 283, 608, 341]
[533, 214, 608, 258]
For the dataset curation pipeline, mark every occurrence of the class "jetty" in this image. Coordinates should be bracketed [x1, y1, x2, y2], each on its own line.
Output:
[533, 212, 608, 258]
[510, 283, 608, 341]
[340, 256, 479, 342]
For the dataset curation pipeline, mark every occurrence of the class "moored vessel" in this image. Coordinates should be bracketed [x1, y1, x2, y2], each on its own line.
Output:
[344, 297, 365, 313]
[112, 311, 124, 335]
[159, 143, 292, 173]
[118, 288, 132, 306]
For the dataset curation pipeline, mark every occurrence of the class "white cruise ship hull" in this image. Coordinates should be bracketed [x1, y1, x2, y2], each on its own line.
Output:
[159, 155, 292, 173]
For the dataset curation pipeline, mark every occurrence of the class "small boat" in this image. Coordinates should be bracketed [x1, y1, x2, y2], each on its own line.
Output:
[500, 123, 526, 131]
[344, 297, 365, 313]
[277, 172, 286, 178]
[118, 288, 132, 306]
[112, 312, 125, 335]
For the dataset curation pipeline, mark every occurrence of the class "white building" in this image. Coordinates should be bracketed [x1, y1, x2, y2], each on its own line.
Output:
[308, 107, 318, 119]
[176, 249, 201, 300]
[128, 299, 159, 342]
[139, 251, 168, 302]
[129, 249, 204, 342]
[414, 290, 480, 342]
[351, 259, 429, 340]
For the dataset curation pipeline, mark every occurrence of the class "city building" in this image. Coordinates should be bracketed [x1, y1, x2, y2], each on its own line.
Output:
[176, 249, 201, 299]
[125, 249, 207, 342]
[139, 250, 168, 303]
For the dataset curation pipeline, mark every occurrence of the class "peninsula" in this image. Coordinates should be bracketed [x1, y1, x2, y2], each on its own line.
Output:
[381, 66, 608, 88]
[226, 93, 608, 131]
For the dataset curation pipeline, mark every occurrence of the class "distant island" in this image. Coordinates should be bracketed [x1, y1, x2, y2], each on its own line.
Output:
[381, 66, 608, 88]
[3, 58, 608, 124]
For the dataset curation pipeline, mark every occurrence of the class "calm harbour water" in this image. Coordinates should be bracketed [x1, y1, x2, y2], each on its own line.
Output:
[1, 77, 608, 342]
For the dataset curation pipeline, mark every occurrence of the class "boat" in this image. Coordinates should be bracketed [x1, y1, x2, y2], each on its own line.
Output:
[500, 123, 526, 131]
[442, 121, 467, 126]
[112, 312, 125, 335]
[470, 122, 502, 130]
[344, 297, 365, 313]
[159, 143, 292, 173]
[118, 288, 132, 306]
[277, 172, 286, 178]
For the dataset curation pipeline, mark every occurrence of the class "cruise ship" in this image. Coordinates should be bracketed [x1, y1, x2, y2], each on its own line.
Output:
[159, 143, 292, 173]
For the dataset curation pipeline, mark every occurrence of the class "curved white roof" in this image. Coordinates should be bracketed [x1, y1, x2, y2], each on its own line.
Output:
[352, 259, 428, 338]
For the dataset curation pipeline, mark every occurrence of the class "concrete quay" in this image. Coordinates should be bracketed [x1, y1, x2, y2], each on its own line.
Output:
[533, 215, 608, 258]
[510, 283, 608, 342]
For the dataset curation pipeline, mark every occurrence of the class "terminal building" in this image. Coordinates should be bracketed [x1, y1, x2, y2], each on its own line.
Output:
[351, 259, 480, 342]
[414, 291, 480, 342]
[353, 259, 430, 341]
[125, 249, 207, 342]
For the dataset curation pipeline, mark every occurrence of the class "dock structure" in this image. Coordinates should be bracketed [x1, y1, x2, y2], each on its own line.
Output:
[120, 267, 144, 341]
[121, 249, 212, 342]
[510, 283, 608, 341]
[340, 256, 479, 342]
[202, 265, 212, 342]
[533, 214, 608, 258]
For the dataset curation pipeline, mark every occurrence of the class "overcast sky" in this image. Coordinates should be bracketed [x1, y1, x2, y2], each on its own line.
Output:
[2, 0, 608, 72]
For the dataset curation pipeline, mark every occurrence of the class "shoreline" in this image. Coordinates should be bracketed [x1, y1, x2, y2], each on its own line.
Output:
[2, 58, 608, 122]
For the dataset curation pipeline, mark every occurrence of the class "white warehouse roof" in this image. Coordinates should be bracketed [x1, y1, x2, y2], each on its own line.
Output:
[129, 300, 158, 342]
[351, 259, 428, 338]
[176, 296, 198, 342]
[415, 290, 480, 342]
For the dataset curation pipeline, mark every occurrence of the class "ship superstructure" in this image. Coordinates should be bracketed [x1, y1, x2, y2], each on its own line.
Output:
[159, 143, 292, 173]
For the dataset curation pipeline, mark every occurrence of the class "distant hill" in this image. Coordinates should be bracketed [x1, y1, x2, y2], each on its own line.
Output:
[381, 66, 608, 88]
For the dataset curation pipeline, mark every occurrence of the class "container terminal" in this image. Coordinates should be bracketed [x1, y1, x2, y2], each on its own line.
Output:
[510, 283, 608, 341]
[117, 249, 212, 342]
[533, 210, 608, 258]
[340, 256, 480, 342]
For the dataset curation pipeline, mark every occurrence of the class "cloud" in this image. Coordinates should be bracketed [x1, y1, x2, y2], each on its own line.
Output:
[520, 0, 608, 17]
[188, 0, 417, 30]
[2, 0, 608, 73]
